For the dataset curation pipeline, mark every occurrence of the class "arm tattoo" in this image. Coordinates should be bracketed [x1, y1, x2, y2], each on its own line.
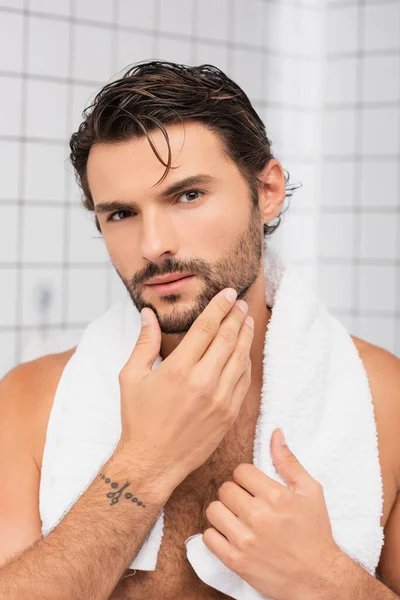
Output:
[99, 473, 146, 508]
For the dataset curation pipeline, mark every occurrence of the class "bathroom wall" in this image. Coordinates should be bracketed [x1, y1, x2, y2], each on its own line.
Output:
[0, 0, 398, 378]
[320, 0, 400, 356]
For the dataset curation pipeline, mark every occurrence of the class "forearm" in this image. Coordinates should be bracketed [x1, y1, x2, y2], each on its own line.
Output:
[320, 550, 400, 600]
[0, 442, 173, 600]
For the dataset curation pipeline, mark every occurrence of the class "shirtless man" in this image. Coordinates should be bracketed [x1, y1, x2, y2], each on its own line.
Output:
[1, 60, 400, 598]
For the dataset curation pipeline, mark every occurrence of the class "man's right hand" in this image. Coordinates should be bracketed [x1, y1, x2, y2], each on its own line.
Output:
[117, 288, 254, 493]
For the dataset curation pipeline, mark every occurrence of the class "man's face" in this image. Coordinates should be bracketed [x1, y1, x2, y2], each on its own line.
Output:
[87, 121, 264, 335]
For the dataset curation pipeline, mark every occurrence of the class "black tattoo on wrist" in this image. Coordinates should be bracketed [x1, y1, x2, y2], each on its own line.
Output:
[99, 473, 146, 508]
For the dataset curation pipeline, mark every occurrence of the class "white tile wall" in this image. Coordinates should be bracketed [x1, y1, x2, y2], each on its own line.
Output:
[27, 16, 70, 77]
[362, 55, 400, 104]
[117, 30, 154, 71]
[194, 42, 228, 71]
[325, 58, 358, 104]
[359, 213, 397, 261]
[73, 24, 114, 83]
[263, 3, 299, 54]
[320, 3, 400, 356]
[20, 327, 83, 364]
[0, 11, 24, 72]
[231, 48, 264, 102]
[159, 0, 193, 36]
[0, 332, 17, 376]
[26, 79, 69, 140]
[70, 84, 99, 132]
[326, 5, 359, 54]
[293, 112, 318, 158]
[361, 107, 400, 156]
[288, 164, 317, 210]
[351, 315, 396, 353]
[0, 0, 23, 7]
[364, 3, 400, 51]
[0, 75, 23, 136]
[67, 267, 109, 323]
[318, 263, 354, 311]
[297, 61, 322, 108]
[108, 267, 130, 305]
[67, 207, 109, 264]
[322, 109, 356, 156]
[30, 0, 70, 16]
[360, 160, 398, 208]
[21, 268, 63, 327]
[359, 265, 397, 313]
[196, 0, 229, 42]
[156, 36, 192, 65]
[263, 54, 296, 105]
[0, 270, 17, 327]
[278, 212, 317, 262]
[319, 213, 355, 259]
[0, 141, 20, 200]
[75, 0, 113, 23]
[321, 161, 355, 208]
[21, 205, 65, 264]
[117, 0, 155, 31]
[233, 0, 263, 47]
[0, 205, 18, 263]
[23, 142, 67, 201]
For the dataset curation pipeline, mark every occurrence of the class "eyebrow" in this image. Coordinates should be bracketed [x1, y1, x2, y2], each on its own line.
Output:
[94, 174, 218, 215]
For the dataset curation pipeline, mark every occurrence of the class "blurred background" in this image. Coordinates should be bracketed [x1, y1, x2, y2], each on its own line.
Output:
[0, 0, 399, 378]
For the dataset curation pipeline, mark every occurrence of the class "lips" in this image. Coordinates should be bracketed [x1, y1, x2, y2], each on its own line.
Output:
[146, 273, 193, 285]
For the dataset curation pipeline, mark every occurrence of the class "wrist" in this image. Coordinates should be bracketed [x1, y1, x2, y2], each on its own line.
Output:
[306, 545, 363, 600]
[110, 439, 176, 505]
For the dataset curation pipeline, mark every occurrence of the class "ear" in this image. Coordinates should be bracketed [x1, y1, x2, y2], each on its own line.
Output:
[258, 159, 286, 224]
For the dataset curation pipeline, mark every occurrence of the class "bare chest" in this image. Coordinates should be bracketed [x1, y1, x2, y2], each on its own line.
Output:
[110, 414, 258, 600]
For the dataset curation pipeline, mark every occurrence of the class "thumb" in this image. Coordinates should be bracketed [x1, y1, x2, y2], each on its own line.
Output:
[271, 428, 311, 493]
[124, 307, 162, 373]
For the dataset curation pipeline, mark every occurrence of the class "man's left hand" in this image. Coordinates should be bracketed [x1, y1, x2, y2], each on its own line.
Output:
[203, 428, 348, 600]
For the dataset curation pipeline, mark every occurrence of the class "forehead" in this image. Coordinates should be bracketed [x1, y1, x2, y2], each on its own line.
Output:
[87, 121, 233, 197]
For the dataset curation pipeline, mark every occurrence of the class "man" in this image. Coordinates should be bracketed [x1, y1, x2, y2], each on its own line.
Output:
[0, 60, 400, 598]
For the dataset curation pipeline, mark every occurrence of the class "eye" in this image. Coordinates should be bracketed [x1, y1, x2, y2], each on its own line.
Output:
[106, 210, 134, 223]
[176, 189, 204, 204]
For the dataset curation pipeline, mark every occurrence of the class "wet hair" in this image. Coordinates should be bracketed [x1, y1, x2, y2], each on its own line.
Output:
[69, 59, 298, 234]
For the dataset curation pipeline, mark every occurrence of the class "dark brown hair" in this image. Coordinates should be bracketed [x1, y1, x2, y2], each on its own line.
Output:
[69, 60, 297, 234]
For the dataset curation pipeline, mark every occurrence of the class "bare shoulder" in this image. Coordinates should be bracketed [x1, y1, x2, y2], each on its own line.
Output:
[351, 334, 400, 425]
[0, 346, 77, 472]
[350, 334, 400, 500]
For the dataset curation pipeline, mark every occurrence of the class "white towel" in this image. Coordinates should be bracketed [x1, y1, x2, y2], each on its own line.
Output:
[39, 242, 384, 600]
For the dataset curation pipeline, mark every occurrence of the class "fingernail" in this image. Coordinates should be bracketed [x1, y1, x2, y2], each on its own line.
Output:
[141, 308, 150, 326]
[278, 428, 286, 447]
[245, 315, 254, 328]
[225, 288, 237, 303]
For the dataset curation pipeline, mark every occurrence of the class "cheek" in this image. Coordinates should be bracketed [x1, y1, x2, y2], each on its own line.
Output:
[103, 230, 139, 270]
[175, 197, 238, 240]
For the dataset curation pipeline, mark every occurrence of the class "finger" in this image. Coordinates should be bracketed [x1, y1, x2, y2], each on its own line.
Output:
[217, 480, 253, 519]
[232, 463, 287, 499]
[271, 428, 314, 494]
[121, 307, 161, 374]
[202, 527, 232, 565]
[163, 287, 238, 369]
[197, 301, 251, 381]
[229, 363, 252, 420]
[205, 500, 250, 546]
[216, 317, 254, 410]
